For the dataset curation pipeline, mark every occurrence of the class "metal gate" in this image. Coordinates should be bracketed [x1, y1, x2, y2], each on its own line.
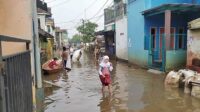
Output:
[0, 35, 33, 112]
[148, 34, 166, 71]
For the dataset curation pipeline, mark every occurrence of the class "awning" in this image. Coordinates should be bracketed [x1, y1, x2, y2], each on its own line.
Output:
[95, 30, 115, 36]
[188, 18, 200, 29]
[95, 30, 105, 36]
[39, 28, 54, 38]
[142, 3, 200, 17]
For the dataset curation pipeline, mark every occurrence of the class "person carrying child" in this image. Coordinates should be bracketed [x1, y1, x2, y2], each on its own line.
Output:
[99, 55, 113, 94]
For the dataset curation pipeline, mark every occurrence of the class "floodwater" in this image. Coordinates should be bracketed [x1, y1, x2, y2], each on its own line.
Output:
[41, 52, 200, 112]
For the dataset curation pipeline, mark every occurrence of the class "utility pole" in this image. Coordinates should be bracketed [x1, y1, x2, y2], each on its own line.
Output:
[82, 19, 85, 43]
[84, 8, 87, 20]
[32, 0, 42, 88]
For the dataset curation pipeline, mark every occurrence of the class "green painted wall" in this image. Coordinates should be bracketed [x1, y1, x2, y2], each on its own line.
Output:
[165, 50, 186, 71]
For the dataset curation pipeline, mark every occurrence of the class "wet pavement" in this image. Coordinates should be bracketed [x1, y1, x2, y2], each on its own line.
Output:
[41, 52, 200, 112]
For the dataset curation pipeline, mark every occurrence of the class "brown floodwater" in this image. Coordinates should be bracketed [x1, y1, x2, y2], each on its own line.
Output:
[41, 52, 200, 112]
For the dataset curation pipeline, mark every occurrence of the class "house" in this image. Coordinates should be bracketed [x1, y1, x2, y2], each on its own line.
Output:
[37, 0, 54, 61]
[55, 27, 68, 49]
[0, 0, 41, 111]
[187, 18, 200, 72]
[104, 5, 116, 58]
[97, 0, 127, 60]
[127, 0, 200, 71]
[114, 0, 128, 61]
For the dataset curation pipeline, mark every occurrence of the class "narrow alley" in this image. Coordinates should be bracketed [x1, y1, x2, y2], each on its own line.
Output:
[2, 1, 200, 112]
[41, 52, 200, 112]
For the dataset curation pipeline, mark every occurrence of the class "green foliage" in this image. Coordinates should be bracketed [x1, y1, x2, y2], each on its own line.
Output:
[70, 34, 82, 43]
[77, 21, 98, 43]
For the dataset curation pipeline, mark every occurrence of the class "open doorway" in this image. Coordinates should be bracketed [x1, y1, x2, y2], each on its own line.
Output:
[178, 28, 184, 49]
[150, 27, 156, 49]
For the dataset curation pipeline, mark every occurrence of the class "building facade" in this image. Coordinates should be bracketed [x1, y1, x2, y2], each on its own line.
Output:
[37, 0, 54, 61]
[114, 0, 128, 61]
[104, 5, 116, 58]
[187, 18, 200, 72]
[127, 0, 200, 71]
[0, 0, 42, 111]
[55, 27, 68, 49]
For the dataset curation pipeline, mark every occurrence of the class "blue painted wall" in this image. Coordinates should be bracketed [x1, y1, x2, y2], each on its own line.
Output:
[128, 0, 148, 66]
[127, 0, 200, 68]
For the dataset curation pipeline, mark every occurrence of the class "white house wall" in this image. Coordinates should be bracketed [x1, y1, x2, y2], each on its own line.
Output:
[187, 29, 200, 66]
[38, 14, 46, 30]
[116, 17, 128, 60]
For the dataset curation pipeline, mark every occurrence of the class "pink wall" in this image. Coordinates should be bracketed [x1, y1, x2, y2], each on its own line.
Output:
[0, 0, 33, 56]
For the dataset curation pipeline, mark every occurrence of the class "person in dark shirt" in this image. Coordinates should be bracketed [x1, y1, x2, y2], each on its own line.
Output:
[62, 47, 69, 69]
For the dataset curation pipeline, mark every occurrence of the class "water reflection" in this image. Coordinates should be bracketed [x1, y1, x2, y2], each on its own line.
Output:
[99, 95, 113, 112]
[38, 52, 200, 112]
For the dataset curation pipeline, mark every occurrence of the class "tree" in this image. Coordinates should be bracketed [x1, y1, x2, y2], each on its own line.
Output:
[77, 20, 98, 43]
[70, 34, 82, 43]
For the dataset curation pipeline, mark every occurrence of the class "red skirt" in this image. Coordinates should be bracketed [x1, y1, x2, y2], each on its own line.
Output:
[99, 74, 111, 86]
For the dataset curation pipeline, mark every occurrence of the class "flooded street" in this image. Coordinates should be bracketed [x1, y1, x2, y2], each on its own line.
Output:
[42, 52, 200, 112]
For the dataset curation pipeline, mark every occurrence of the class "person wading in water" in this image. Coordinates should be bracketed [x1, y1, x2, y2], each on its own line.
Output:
[99, 55, 113, 95]
[61, 46, 69, 70]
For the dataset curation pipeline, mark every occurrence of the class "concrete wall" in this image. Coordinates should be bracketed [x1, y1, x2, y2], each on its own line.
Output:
[166, 50, 186, 71]
[0, 0, 40, 109]
[0, 0, 33, 56]
[128, 0, 148, 66]
[38, 14, 46, 31]
[187, 29, 200, 66]
[127, 0, 200, 68]
[116, 17, 128, 60]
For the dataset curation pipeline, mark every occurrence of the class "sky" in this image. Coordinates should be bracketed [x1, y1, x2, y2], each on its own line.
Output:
[44, 0, 113, 38]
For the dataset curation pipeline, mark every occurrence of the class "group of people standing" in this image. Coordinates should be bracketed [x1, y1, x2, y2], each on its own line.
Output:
[49, 45, 113, 95]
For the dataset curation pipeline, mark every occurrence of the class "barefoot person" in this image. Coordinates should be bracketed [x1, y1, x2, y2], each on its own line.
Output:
[99, 55, 113, 94]
[61, 46, 69, 69]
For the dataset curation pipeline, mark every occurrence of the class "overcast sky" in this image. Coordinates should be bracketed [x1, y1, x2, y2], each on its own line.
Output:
[44, 0, 113, 38]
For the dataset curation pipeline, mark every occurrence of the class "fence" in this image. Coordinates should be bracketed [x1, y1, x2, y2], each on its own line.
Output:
[0, 35, 32, 112]
[146, 34, 187, 71]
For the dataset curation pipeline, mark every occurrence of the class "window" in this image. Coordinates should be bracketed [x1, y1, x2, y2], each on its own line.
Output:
[178, 28, 184, 49]
[38, 19, 41, 28]
[47, 25, 51, 33]
[150, 28, 156, 49]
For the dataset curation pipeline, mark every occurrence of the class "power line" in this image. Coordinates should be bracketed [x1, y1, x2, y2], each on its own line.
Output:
[90, 0, 109, 19]
[88, 14, 104, 20]
[69, 0, 98, 22]
[46, 0, 57, 3]
[85, 0, 98, 10]
[94, 14, 104, 23]
[55, 13, 103, 25]
[51, 0, 71, 7]
[53, 0, 98, 25]
[55, 19, 79, 24]
[54, 0, 112, 36]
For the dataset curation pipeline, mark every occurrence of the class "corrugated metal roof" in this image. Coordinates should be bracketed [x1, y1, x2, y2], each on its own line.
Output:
[39, 29, 54, 38]
[142, 3, 200, 16]
[188, 18, 200, 29]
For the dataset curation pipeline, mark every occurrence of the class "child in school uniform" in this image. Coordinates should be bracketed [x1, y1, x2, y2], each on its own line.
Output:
[99, 55, 113, 94]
